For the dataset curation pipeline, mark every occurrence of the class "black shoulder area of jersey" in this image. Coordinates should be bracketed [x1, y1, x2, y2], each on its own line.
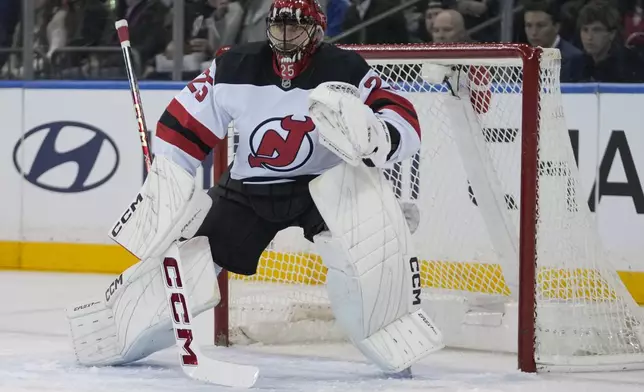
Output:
[213, 41, 274, 85]
[212, 42, 372, 90]
[306, 43, 372, 87]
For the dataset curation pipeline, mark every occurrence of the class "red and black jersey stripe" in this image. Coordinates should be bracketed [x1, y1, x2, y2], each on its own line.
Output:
[365, 89, 421, 140]
[156, 99, 221, 161]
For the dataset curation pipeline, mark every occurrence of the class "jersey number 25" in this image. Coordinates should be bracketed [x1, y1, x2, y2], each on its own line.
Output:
[187, 69, 214, 103]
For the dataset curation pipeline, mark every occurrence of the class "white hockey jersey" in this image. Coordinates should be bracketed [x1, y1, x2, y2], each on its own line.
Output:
[153, 42, 421, 183]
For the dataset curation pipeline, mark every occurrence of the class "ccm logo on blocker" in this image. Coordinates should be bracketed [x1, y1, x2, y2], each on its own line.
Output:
[13, 121, 120, 193]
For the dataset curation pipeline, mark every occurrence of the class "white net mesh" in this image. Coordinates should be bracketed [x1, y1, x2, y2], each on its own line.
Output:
[223, 45, 644, 370]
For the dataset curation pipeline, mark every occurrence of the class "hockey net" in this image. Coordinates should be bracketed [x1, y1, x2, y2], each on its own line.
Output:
[212, 44, 644, 372]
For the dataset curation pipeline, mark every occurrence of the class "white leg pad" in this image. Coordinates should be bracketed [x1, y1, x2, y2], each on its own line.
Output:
[310, 163, 444, 373]
[356, 309, 444, 373]
[66, 236, 219, 366]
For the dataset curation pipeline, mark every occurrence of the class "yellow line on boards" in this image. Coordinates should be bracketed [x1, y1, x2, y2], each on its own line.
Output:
[0, 241, 137, 273]
[1, 241, 643, 305]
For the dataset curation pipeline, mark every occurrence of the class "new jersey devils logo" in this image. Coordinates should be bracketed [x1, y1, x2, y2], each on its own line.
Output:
[248, 115, 315, 172]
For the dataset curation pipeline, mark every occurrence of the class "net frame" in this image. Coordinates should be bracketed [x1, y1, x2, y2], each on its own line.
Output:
[212, 43, 548, 373]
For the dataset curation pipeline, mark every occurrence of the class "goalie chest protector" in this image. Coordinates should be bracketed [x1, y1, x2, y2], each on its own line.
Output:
[209, 42, 376, 183]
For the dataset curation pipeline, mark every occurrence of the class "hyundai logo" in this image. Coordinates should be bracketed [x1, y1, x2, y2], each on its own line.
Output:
[13, 121, 120, 193]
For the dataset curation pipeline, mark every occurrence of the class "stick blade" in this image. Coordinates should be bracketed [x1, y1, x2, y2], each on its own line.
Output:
[183, 356, 259, 388]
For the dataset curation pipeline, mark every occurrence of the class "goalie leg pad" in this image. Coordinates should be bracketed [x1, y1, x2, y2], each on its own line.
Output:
[66, 236, 219, 366]
[109, 155, 213, 260]
[310, 163, 444, 373]
[355, 309, 444, 373]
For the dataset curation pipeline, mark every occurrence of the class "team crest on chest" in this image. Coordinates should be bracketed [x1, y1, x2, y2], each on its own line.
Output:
[248, 115, 315, 172]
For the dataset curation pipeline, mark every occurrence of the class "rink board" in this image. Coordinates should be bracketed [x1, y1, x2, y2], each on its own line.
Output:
[1, 81, 644, 303]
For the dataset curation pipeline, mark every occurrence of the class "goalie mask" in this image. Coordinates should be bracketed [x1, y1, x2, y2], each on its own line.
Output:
[266, 0, 326, 81]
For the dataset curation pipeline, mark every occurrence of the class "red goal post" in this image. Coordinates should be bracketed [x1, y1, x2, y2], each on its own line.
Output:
[210, 43, 644, 374]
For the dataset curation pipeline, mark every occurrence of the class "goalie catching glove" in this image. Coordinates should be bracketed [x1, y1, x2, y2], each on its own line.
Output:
[309, 81, 394, 167]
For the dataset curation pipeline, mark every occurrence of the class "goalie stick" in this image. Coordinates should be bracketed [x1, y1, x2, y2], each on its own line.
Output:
[114, 19, 259, 388]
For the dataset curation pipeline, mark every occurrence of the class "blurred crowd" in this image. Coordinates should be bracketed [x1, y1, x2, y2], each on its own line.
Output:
[1, 0, 643, 82]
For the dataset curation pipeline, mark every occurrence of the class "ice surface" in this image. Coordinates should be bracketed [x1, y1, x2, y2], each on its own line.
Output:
[2, 270, 644, 392]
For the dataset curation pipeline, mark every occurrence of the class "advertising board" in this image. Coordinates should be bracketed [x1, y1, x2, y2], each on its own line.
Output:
[1, 82, 643, 302]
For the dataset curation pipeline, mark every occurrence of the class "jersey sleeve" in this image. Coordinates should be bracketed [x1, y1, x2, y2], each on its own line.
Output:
[153, 59, 231, 176]
[353, 63, 421, 164]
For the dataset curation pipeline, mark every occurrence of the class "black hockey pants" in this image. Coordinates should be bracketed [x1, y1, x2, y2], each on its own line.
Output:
[194, 167, 327, 276]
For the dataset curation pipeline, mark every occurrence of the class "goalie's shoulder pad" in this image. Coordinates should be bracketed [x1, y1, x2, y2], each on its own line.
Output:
[109, 156, 211, 260]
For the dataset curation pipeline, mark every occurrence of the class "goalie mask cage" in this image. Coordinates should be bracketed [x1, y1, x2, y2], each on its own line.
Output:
[211, 43, 644, 373]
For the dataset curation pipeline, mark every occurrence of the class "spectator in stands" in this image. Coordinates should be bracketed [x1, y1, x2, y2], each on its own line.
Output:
[339, 0, 409, 44]
[97, 0, 169, 79]
[447, 0, 498, 42]
[559, 0, 584, 44]
[44, 3, 68, 59]
[578, 0, 644, 82]
[522, 0, 585, 82]
[431, 9, 469, 43]
[0, 0, 20, 71]
[238, 0, 273, 43]
[326, 0, 352, 37]
[622, 0, 644, 47]
[53, 0, 110, 78]
[65, 0, 109, 48]
[150, 0, 243, 79]
[414, 0, 444, 42]
[204, 0, 243, 53]
[7, 0, 69, 78]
